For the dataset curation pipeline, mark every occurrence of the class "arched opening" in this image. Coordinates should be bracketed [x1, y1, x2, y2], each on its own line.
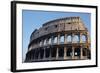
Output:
[31, 49, 35, 60]
[73, 35, 79, 43]
[83, 48, 87, 56]
[45, 47, 51, 58]
[67, 47, 72, 57]
[51, 47, 57, 57]
[39, 41, 42, 46]
[34, 49, 40, 59]
[81, 35, 86, 43]
[39, 48, 44, 59]
[43, 39, 47, 46]
[67, 35, 72, 43]
[58, 47, 64, 57]
[60, 35, 64, 44]
[74, 48, 80, 57]
[48, 38, 51, 45]
[53, 36, 57, 44]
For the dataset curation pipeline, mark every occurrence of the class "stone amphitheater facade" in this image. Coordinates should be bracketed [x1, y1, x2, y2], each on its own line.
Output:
[25, 16, 91, 62]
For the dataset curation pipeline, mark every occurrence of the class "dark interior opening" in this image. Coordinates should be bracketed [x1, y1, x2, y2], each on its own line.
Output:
[67, 47, 72, 56]
[51, 47, 57, 57]
[58, 47, 64, 57]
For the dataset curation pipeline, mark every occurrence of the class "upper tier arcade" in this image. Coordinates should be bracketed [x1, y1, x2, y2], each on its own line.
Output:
[30, 17, 87, 43]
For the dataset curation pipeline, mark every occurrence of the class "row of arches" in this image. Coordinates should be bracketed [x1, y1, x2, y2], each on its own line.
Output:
[25, 46, 90, 62]
[39, 34, 87, 47]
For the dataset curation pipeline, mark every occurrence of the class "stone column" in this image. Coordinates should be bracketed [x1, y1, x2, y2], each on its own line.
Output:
[64, 34, 67, 44]
[44, 39, 46, 46]
[57, 34, 60, 44]
[64, 47, 67, 59]
[72, 47, 74, 59]
[42, 40, 44, 46]
[46, 38, 49, 45]
[72, 34, 74, 43]
[64, 34, 67, 59]
[80, 46, 83, 59]
[86, 32, 90, 43]
[79, 33, 82, 43]
[51, 36, 54, 45]
[56, 34, 60, 59]
[56, 47, 59, 59]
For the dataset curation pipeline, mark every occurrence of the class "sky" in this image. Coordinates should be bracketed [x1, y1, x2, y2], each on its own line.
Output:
[22, 10, 91, 62]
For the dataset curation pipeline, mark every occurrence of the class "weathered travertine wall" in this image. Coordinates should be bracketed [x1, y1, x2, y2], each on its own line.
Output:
[25, 16, 91, 62]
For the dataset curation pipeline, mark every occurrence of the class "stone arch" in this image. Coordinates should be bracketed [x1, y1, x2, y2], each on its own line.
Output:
[81, 34, 86, 43]
[39, 40, 42, 46]
[48, 38, 51, 44]
[60, 35, 64, 44]
[73, 35, 79, 43]
[53, 36, 57, 44]
[43, 39, 47, 46]
[67, 35, 72, 43]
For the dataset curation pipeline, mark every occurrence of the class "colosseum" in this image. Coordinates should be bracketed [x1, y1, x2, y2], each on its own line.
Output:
[25, 16, 91, 62]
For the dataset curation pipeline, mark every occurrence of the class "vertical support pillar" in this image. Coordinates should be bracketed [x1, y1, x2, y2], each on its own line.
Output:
[80, 46, 83, 59]
[56, 47, 59, 59]
[86, 32, 91, 59]
[64, 47, 67, 59]
[56, 34, 60, 60]
[57, 34, 60, 44]
[64, 34, 67, 44]
[86, 32, 90, 43]
[64, 34, 67, 59]
[79, 33, 82, 43]
[44, 39, 46, 46]
[42, 40, 44, 46]
[72, 34, 74, 43]
[46, 38, 49, 45]
[72, 47, 74, 59]
[51, 36, 54, 45]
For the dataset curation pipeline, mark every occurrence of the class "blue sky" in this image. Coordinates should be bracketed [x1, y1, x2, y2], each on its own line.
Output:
[22, 10, 91, 62]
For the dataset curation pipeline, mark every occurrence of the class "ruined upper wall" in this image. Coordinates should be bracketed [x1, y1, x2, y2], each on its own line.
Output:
[30, 16, 88, 42]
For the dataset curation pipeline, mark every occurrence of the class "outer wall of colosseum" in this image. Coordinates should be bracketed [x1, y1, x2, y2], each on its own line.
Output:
[25, 17, 91, 62]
